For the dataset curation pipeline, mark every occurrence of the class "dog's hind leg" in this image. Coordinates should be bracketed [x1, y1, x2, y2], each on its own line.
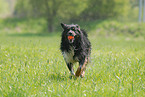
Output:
[75, 58, 87, 77]
[67, 63, 75, 76]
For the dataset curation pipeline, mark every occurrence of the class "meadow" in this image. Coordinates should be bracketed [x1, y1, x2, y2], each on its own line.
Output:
[0, 19, 145, 97]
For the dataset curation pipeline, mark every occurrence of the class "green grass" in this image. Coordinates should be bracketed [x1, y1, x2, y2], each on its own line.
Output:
[0, 18, 145, 96]
[0, 34, 145, 97]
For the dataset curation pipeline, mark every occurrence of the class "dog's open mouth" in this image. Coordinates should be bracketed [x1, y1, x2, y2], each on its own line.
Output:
[68, 36, 75, 43]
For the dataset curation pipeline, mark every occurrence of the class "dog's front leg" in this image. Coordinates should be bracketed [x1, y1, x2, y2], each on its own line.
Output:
[67, 63, 75, 76]
[75, 58, 87, 77]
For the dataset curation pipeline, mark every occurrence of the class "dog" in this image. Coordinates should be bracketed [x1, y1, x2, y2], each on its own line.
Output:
[60, 23, 91, 78]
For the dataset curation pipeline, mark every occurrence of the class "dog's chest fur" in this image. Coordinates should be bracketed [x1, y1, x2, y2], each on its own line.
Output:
[62, 47, 78, 63]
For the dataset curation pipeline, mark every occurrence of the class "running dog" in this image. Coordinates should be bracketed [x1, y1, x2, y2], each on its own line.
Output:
[60, 23, 91, 78]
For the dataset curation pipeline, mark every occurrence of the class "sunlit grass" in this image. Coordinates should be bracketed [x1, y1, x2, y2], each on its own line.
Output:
[0, 35, 145, 97]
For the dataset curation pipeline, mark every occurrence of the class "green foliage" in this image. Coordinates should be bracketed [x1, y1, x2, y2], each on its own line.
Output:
[0, 0, 9, 16]
[14, 0, 88, 32]
[0, 18, 48, 34]
[13, 0, 133, 32]
[76, 0, 130, 21]
[0, 34, 145, 97]
[15, 0, 88, 19]
[113, 0, 130, 17]
[14, 0, 33, 17]
[58, 0, 88, 20]
[89, 20, 145, 37]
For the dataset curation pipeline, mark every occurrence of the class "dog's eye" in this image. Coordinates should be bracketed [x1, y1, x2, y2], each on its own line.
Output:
[71, 27, 75, 30]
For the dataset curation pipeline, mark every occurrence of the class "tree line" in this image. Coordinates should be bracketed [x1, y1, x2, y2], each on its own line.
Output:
[14, 0, 135, 32]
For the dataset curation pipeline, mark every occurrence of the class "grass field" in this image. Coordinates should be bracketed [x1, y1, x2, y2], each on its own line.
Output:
[0, 33, 145, 96]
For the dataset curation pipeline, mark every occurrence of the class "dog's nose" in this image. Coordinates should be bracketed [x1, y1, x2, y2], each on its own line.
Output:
[68, 32, 73, 36]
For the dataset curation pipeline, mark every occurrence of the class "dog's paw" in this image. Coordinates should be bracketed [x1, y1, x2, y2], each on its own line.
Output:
[80, 71, 85, 78]
[69, 74, 77, 79]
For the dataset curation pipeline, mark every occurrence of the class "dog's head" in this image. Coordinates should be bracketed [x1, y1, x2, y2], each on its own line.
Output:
[61, 23, 81, 44]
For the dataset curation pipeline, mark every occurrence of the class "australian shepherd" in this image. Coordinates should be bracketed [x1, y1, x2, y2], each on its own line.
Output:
[60, 23, 91, 78]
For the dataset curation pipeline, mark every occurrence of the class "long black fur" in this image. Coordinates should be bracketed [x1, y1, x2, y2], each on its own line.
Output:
[60, 23, 91, 77]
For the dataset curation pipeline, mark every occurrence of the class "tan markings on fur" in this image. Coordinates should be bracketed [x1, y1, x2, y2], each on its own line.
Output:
[75, 58, 88, 77]
[80, 71, 85, 78]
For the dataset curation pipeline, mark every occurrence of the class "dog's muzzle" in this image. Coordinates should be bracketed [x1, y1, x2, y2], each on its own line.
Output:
[68, 36, 74, 43]
[67, 30, 76, 43]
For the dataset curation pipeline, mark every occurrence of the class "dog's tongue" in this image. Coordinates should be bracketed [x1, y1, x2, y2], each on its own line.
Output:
[68, 36, 74, 40]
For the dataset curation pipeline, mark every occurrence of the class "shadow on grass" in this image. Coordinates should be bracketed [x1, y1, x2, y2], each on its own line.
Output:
[8, 33, 60, 37]
[48, 72, 79, 81]
[48, 73, 68, 81]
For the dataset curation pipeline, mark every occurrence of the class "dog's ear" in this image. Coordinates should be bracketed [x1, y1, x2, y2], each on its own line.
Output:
[61, 23, 67, 30]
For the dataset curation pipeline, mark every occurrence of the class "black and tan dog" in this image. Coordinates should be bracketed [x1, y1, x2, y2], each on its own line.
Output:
[60, 23, 91, 78]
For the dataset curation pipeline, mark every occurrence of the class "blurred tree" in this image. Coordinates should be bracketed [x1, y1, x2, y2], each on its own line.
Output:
[130, 0, 139, 8]
[14, 0, 32, 17]
[80, 0, 130, 21]
[14, 0, 87, 32]
[14, 0, 132, 32]
[29, 0, 63, 32]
